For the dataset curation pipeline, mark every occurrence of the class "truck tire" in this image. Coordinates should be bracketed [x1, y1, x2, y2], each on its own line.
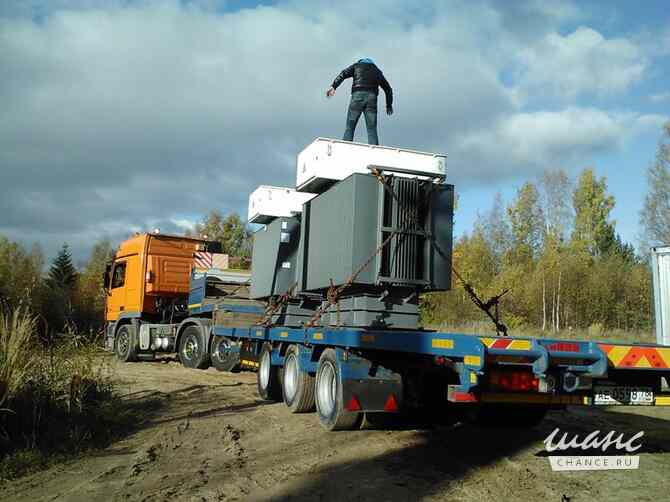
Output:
[315, 348, 362, 431]
[282, 344, 315, 413]
[179, 326, 211, 370]
[115, 325, 138, 362]
[257, 343, 282, 401]
[211, 336, 241, 373]
[473, 404, 548, 428]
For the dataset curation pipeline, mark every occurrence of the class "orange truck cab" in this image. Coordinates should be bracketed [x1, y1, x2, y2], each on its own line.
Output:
[104, 233, 219, 323]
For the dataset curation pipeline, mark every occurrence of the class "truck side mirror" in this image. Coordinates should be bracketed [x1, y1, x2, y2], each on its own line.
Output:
[103, 263, 112, 292]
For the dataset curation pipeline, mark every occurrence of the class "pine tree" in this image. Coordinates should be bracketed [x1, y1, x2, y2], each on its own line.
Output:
[48, 244, 77, 290]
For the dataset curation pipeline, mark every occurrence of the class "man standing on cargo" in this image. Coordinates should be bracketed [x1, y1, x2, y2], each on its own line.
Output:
[326, 58, 393, 146]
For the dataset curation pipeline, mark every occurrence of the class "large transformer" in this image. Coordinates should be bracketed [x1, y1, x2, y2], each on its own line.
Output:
[296, 172, 453, 294]
[248, 139, 453, 330]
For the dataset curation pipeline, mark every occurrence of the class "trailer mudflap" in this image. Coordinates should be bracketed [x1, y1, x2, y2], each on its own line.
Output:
[337, 349, 403, 413]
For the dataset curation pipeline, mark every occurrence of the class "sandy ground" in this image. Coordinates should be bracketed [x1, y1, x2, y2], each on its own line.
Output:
[2, 355, 670, 502]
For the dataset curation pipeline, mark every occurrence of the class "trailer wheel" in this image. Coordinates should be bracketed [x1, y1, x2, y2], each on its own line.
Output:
[115, 325, 138, 362]
[179, 326, 210, 370]
[257, 343, 282, 401]
[282, 345, 315, 413]
[211, 336, 241, 373]
[315, 348, 362, 431]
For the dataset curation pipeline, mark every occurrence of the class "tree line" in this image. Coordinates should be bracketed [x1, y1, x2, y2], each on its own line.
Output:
[423, 122, 670, 338]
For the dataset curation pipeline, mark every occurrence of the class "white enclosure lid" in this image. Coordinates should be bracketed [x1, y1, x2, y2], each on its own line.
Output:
[247, 185, 316, 224]
[296, 137, 447, 193]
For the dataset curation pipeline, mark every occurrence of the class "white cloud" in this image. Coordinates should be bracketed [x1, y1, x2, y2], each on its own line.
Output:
[457, 108, 666, 178]
[0, 1, 658, 260]
[517, 26, 646, 99]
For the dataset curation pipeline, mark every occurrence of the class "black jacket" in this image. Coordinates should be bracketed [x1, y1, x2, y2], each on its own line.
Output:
[332, 62, 393, 107]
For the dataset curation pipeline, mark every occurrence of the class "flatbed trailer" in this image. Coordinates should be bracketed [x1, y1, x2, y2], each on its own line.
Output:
[191, 309, 670, 430]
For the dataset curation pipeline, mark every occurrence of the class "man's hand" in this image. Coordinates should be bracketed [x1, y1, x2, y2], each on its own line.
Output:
[326, 86, 336, 98]
[386, 105, 394, 116]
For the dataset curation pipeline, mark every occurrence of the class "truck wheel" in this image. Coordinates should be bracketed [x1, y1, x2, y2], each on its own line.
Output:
[211, 336, 241, 373]
[257, 343, 282, 401]
[115, 325, 138, 362]
[282, 345, 315, 413]
[315, 348, 362, 431]
[179, 326, 210, 370]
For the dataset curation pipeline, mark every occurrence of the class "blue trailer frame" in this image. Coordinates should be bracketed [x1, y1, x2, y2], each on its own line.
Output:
[209, 318, 670, 418]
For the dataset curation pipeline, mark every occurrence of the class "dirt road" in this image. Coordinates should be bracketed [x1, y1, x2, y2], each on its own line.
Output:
[3, 356, 670, 502]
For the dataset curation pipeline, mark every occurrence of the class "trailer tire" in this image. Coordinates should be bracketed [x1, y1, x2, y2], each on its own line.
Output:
[315, 348, 362, 431]
[115, 325, 138, 362]
[211, 336, 241, 373]
[257, 343, 282, 401]
[179, 326, 210, 370]
[282, 345, 315, 413]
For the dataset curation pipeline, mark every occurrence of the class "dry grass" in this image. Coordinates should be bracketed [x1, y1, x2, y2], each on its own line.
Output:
[0, 307, 38, 409]
[0, 307, 157, 480]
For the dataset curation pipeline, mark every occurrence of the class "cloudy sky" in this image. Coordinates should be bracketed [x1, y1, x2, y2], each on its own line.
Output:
[1, 0, 669, 265]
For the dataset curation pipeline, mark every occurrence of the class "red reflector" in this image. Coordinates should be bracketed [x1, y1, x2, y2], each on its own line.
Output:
[547, 342, 580, 353]
[346, 395, 362, 412]
[384, 393, 399, 412]
[452, 391, 477, 402]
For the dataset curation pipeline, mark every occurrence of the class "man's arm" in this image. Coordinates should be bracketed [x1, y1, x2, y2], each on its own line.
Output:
[379, 73, 393, 114]
[332, 64, 355, 90]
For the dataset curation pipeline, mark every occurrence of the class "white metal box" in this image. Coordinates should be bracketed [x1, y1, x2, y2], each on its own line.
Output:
[652, 246, 670, 346]
[296, 137, 447, 193]
[247, 185, 316, 224]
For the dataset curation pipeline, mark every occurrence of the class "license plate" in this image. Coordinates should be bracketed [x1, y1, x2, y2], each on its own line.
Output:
[153, 325, 173, 335]
[594, 386, 654, 405]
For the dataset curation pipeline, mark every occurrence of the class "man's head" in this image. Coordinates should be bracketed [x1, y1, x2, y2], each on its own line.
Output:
[358, 58, 375, 64]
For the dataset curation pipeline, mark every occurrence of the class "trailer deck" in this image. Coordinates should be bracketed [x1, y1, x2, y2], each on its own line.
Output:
[211, 321, 670, 413]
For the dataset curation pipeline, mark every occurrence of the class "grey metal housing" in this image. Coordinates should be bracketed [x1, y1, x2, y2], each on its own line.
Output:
[250, 216, 302, 299]
[295, 173, 454, 294]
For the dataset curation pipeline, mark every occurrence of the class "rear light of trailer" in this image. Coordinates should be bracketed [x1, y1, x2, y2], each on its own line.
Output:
[547, 342, 580, 352]
[489, 370, 539, 392]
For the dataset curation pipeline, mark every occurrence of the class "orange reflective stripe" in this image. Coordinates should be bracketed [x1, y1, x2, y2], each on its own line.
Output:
[599, 344, 670, 369]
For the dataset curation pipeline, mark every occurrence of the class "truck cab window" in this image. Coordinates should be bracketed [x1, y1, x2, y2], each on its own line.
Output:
[111, 262, 126, 289]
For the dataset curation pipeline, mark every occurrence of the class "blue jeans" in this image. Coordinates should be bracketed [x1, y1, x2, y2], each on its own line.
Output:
[343, 90, 378, 145]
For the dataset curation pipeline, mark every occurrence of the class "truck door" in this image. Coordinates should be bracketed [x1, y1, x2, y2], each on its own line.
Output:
[105, 261, 127, 321]
[123, 254, 142, 313]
